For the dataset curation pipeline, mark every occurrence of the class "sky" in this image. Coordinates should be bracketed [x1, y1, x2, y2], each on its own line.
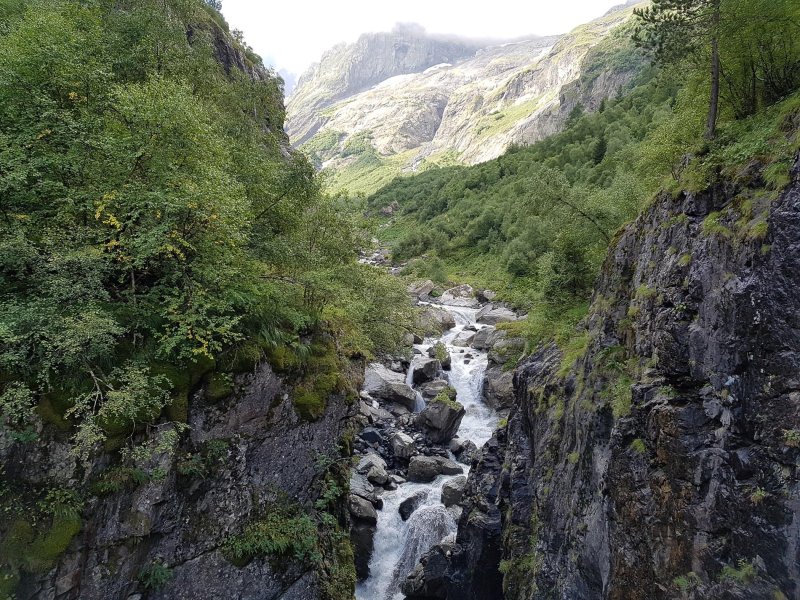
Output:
[221, 0, 628, 78]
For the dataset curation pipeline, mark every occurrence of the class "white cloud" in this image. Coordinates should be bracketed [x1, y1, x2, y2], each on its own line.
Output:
[220, 0, 628, 75]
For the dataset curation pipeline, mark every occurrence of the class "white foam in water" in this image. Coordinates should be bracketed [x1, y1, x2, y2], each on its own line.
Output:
[356, 305, 498, 600]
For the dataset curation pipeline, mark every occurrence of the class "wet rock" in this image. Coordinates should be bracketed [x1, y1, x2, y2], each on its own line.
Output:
[359, 427, 383, 445]
[441, 476, 467, 507]
[417, 306, 456, 335]
[487, 337, 524, 367]
[452, 330, 476, 347]
[427, 343, 451, 370]
[363, 363, 417, 410]
[415, 397, 465, 444]
[476, 304, 517, 325]
[477, 289, 497, 302]
[449, 438, 478, 464]
[399, 490, 428, 521]
[390, 431, 417, 459]
[407, 456, 464, 482]
[351, 522, 375, 582]
[482, 366, 515, 409]
[470, 327, 493, 350]
[412, 357, 442, 385]
[348, 494, 377, 525]
[418, 379, 451, 400]
[439, 284, 479, 308]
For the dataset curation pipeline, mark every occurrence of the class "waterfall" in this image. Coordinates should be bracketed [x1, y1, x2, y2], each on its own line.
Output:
[356, 304, 498, 600]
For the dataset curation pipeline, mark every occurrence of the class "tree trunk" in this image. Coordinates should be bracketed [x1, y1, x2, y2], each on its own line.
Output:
[705, 1, 721, 140]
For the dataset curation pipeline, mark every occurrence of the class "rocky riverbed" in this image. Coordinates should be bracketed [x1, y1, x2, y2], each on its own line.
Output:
[347, 284, 524, 599]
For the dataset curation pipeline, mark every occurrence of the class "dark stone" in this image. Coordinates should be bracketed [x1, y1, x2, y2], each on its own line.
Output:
[399, 490, 428, 521]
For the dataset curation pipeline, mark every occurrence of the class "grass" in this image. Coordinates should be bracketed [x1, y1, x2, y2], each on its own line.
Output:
[719, 559, 757, 585]
[224, 508, 321, 567]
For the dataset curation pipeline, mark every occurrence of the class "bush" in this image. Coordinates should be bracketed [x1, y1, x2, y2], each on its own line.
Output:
[223, 508, 321, 566]
[139, 561, 172, 589]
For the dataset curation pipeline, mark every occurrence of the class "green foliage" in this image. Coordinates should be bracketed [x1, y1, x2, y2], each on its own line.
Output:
[567, 451, 580, 464]
[223, 507, 321, 567]
[138, 561, 172, 590]
[431, 391, 462, 412]
[90, 466, 151, 496]
[749, 486, 767, 505]
[673, 572, 701, 592]
[783, 429, 800, 448]
[719, 559, 757, 584]
[630, 438, 647, 453]
[558, 332, 590, 378]
[0, 0, 411, 457]
[430, 342, 449, 363]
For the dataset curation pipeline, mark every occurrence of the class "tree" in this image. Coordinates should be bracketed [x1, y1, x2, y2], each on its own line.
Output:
[634, 0, 722, 139]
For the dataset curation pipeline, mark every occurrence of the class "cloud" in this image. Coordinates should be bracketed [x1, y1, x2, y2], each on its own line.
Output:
[220, 0, 627, 75]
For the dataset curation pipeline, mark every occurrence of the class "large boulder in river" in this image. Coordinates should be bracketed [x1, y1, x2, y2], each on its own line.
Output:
[439, 284, 480, 308]
[416, 305, 456, 335]
[411, 357, 441, 385]
[488, 336, 526, 367]
[407, 456, 463, 482]
[476, 304, 517, 325]
[363, 363, 417, 410]
[418, 379, 450, 400]
[482, 365, 515, 409]
[348, 494, 377, 525]
[415, 396, 465, 444]
[399, 490, 428, 521]
[427, 342, 451, 370]
[452, 330, 475, 347]
[470, 327, 494, 351]
[441, 476, 467, 507]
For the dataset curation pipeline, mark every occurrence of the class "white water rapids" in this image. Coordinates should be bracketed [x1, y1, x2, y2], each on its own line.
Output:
[356, 305, 498, 600]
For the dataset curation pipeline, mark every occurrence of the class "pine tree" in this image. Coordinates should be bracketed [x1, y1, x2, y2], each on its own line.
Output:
[634, 0, 722, 139]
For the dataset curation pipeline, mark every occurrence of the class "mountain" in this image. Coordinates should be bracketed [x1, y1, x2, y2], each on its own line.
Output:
[286, 4, 646, 194]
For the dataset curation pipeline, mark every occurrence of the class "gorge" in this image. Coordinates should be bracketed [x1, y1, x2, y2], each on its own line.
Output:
[1, 1, 800, 599]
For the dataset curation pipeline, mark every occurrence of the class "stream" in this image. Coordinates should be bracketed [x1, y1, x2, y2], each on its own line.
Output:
[356, 304, 499, 600]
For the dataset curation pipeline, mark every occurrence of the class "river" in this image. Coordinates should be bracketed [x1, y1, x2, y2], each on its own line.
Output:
[356, 304, 499, 600]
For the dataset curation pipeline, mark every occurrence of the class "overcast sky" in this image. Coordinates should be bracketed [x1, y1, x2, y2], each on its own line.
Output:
[221, 0, 627, 77]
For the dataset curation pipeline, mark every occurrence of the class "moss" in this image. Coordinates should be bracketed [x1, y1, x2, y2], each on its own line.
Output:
[702, 211, 732, 238]
[552, 398, 565, 421]
[557, 332, 590, 378]
[746, 219, 769, 241]
[677, 253, 692, 267]
[630, 438, 647, 453]
[266, 344, 302, 374]
[35, 396, 72, 432]
[1, 514, 81, 580]
[719, 559, 757, 584]
[635, 284, 656, 300]
[603, 375, 633, 419]
[567, 451, 580, 464]
[25, 515, 81, 572]
[220, 340, 262, 373]
[431, 391, 463, 412]
[206, 372, 234, 403]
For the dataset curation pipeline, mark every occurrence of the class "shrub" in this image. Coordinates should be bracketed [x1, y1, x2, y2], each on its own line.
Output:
[223, 508, 321, 566]
[630, 438, 647, 453]
[719, 559, 757, 584]
[139, 561, 172, 589]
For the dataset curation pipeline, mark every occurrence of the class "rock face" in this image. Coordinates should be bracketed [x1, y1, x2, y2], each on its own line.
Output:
[287, 6, 645, 193]
[7, 360, 361, 600]
[407, 163, 800, 598]
[415, 398, 466, 444]
[363, 362, 418, 409]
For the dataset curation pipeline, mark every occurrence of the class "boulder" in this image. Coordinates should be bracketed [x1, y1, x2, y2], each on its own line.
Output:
[359, 427, 383, 445]
[427, 343, 451, 370]
[482, 366, 515, 409]
[351, 522, 375, 582]
[452, 330, 475, 347]
[411, 357, 441, 385]
[476, 304, 517, 325]
[439, 284, 479, 308]
[416, 306, 456, 335]
[415, 397, 465, 444]
[367, 465, 389, 486]
[441, 476, 467, 507]
[418, 379, 450, 400]
[470, 327, 493, 351]
[348, 494, 377, 525]
[488, 337, 525, 367]
[407, 456, 441, 482]
[477, 289, 497, 302]
[408, 280, 435, 298]
[390, 431, 417, 459]
[399, 490, 427, 521]
[408, 456, 464, 482]
[363, 363, 417, 410]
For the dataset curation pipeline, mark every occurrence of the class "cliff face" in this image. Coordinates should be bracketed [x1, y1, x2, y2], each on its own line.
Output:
[405, 161, 800, 599]
[286, 4, 646, 193]
[9, 363, 359, 600]
[287, 25, 484, 146]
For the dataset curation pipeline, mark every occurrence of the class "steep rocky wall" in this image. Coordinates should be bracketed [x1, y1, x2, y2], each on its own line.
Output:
[406, 161, 800, 599]
[6, 360, 360, 600]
